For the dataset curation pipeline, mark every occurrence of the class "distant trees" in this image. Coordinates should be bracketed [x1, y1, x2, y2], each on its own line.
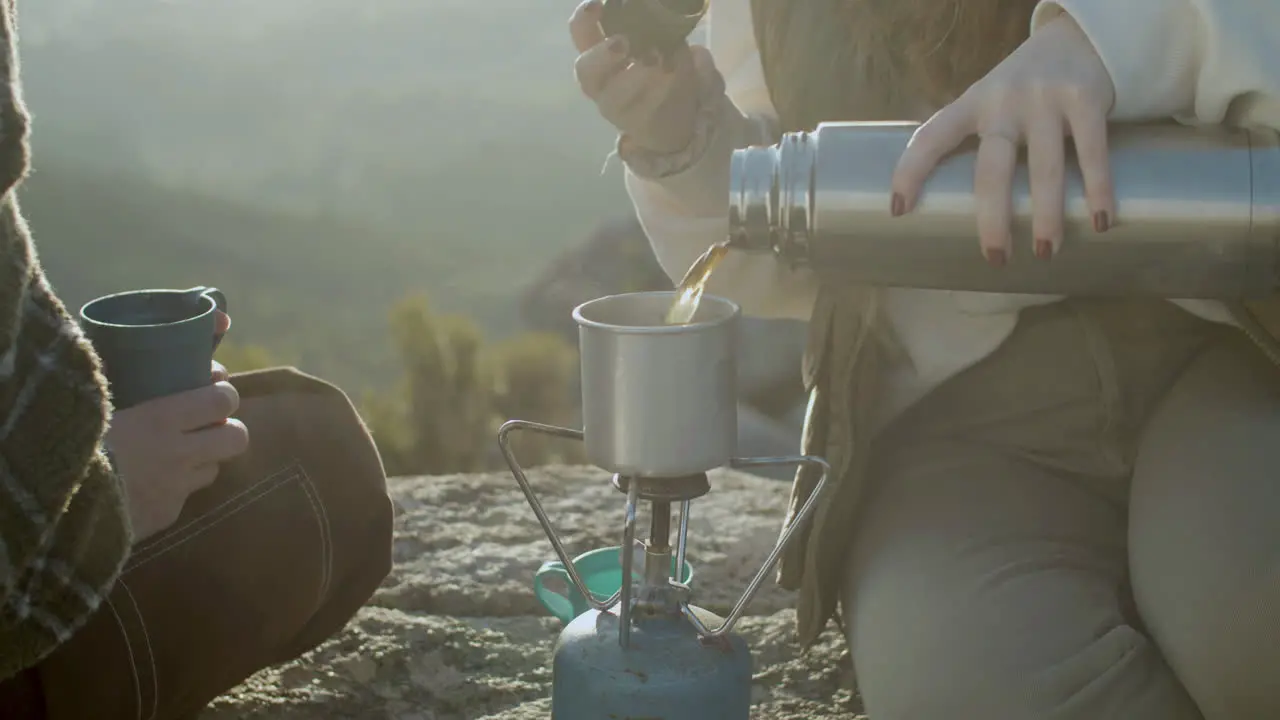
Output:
[211, 292, 585, 477]
[215, 341, 285, 374]
[362, 295, 584, 477]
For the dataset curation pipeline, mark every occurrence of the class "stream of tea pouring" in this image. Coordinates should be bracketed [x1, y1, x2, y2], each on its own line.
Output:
[663, 242, 730, 325]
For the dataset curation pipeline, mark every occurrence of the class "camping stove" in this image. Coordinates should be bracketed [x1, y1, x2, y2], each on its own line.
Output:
[498, 291, 831, 720]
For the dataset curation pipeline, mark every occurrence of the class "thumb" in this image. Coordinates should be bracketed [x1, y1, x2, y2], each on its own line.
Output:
[689, 45, 724, 94]
[689, 44, 715, 77]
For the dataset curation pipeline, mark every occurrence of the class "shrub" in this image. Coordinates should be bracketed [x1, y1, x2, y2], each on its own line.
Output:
[365, 294, 582, 476]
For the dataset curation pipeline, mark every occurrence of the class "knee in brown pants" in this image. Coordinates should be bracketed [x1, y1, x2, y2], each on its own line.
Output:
[1, 367, 394, 720]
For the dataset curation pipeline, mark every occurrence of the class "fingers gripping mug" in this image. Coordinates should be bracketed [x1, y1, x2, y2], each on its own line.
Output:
[80, 286, 228, 410]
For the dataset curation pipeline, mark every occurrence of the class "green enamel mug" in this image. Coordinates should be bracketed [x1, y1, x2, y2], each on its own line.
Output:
[533, 545, 695, 624]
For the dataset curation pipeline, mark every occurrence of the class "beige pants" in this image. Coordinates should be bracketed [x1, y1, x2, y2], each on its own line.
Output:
[840, 299, 1280, 720]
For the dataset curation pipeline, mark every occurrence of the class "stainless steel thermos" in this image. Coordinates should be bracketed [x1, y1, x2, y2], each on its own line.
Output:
[728, 121, 1280, 299]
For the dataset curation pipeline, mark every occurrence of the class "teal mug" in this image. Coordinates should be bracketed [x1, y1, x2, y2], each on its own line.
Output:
[80, 286, 227, 410]
[533, 545, 695, 624]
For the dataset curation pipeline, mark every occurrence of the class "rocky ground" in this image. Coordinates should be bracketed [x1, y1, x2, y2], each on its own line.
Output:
[202, 466, 865, 719]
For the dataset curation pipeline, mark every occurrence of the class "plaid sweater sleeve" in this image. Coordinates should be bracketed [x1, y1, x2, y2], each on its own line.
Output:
[0, 0, 132, 681]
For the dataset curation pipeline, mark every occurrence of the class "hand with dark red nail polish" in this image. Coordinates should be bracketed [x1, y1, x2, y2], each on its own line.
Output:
[1093, 211, 1111, 233]
[890, 193, 906, 217]
[887, 14, 1116, 266]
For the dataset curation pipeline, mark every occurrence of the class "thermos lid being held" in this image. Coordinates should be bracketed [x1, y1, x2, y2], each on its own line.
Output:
[600, 0, 708, 60]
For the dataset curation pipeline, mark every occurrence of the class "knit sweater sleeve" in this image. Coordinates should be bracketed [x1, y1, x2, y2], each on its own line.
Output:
[0, 1, 132, 681]
[1033, 0, 1280, 131]
[0, 205, 132, 682]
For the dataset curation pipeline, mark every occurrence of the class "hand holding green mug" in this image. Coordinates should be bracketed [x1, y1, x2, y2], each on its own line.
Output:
[533, 545, 695, 624]
[82, 286, 248, 542]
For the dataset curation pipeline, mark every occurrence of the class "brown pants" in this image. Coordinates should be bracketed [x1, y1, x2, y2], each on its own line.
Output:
[0, 367, 394, 720]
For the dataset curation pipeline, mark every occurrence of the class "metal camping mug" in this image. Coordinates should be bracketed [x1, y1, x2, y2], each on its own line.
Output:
[572, 291, 739, 477]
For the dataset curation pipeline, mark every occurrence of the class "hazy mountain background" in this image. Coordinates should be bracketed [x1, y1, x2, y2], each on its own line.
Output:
[17, 0, 645, 392]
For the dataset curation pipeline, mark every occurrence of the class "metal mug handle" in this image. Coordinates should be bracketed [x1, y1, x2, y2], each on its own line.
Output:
[678, 454, 833, 640]
[182, 286, 228, 350]
[500, 420, 834, 644]
[498, 420, 625, 616]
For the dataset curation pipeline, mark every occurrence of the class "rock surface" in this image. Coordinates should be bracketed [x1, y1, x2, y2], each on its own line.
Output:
[203, 466, 865, 719]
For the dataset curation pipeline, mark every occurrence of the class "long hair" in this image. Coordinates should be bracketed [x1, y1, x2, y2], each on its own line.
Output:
[750, 0, 1039, 132]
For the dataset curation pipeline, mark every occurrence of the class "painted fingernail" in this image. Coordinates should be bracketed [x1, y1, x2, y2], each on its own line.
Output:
[985, 248, 1007, 268]
[608, 36, 628, 54]
[1093, 211, 1110, 233]
[1035, 239, 1053, 260]
[890, 193, 905, 217]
